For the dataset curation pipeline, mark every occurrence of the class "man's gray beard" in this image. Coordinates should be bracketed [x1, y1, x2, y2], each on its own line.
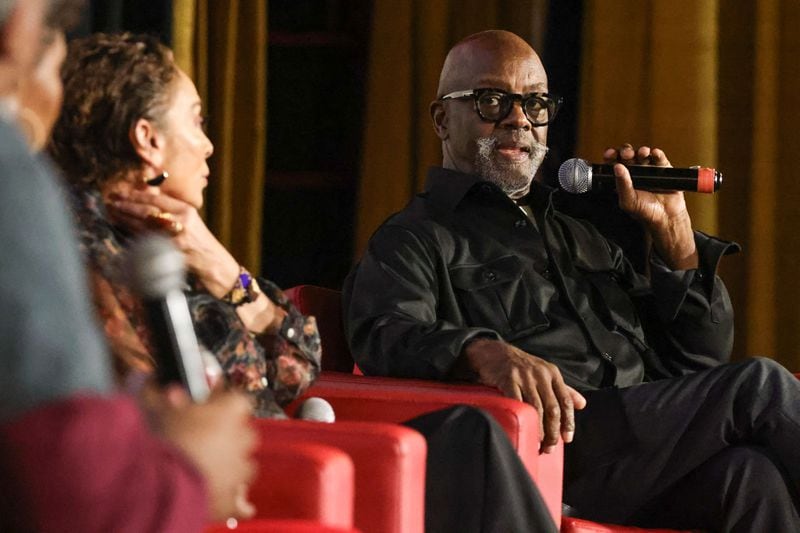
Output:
[474, 136, 549, 197]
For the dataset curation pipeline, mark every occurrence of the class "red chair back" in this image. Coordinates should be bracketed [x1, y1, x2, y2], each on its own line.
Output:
[248, 441, 354, 528]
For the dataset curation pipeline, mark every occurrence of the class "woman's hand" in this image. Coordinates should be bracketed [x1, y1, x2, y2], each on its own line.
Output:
[109, 189, 286, 334]
[109, 189, 240, 298]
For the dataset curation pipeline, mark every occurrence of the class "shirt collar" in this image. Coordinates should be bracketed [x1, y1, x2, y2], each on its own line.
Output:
[423, 166, 558, 215]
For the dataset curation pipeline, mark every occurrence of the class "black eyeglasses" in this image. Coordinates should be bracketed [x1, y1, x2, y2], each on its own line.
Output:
[439, 88, 563, 126]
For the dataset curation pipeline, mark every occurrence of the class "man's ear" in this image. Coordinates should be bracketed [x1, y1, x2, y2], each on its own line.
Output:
[430, 100, 449, 141]
[129, 118, 164, 169]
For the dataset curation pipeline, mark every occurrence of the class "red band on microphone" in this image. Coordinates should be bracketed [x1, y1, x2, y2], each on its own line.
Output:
[697, 167, 715, 193]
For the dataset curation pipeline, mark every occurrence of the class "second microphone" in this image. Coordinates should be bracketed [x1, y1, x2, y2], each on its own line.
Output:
[558, 158, 723, 195]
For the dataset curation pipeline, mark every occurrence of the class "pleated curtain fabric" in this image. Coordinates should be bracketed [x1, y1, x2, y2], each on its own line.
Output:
[580, 0, 800, 369]
[172, 0, 268, 274]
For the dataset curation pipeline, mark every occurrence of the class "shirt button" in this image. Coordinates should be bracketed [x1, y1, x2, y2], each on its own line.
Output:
[514, 219, 527, 228]
[484, 270, 497, 281]
[601, 352, 614, 362]
[542, 268, 551, 279]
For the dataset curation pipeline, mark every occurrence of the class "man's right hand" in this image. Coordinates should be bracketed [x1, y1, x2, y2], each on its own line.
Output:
[152, 387, 258, 521]
[463, 338, 586, 453]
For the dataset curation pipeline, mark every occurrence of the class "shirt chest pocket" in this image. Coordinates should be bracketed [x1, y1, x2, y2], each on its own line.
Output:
[449, 255, 549, 337]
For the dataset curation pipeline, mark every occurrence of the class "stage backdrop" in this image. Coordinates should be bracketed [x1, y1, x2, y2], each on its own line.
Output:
[172, 0, 267, 274]
[579, 0, 800, 369]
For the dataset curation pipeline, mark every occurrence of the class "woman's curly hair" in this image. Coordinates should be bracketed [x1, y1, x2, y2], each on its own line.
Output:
[48, 33, 179, 188]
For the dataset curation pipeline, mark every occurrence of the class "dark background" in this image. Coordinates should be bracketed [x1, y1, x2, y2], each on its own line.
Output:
[79, 0, 587, 289]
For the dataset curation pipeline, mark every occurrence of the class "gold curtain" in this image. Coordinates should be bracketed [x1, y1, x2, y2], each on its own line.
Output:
[355, 0, 548, 256]
[581, 0, 800, 369]
[172, 0, 268, 273]
[579, 1, 719, 234]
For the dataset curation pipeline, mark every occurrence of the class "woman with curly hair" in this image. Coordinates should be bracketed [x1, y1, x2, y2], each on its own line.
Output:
[49, 32, 320, 417]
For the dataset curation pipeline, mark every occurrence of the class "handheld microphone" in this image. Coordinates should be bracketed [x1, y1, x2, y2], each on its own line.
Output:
[129, 235, 210, 403]
[558, 158, 722, 194]
[295, 397, 336, 423]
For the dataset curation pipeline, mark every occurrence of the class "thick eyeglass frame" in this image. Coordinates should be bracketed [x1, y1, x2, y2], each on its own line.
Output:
[439, 87, 563, 126]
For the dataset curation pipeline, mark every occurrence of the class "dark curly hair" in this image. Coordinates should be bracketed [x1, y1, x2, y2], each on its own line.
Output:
[48, 32, 179, 188]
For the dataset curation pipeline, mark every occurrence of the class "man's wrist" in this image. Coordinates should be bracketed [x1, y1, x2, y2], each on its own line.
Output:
[649, 216, 698, 270]
[452, 336, 498, 380]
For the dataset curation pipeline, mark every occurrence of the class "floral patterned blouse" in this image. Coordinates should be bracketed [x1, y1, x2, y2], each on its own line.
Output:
[71, 188, 321, 418]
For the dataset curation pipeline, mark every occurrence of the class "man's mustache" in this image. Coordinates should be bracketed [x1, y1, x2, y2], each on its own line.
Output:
[479, 134, 549, 158]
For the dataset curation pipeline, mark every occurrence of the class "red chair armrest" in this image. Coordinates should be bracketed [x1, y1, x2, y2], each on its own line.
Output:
[294, 371, 562, 527]
[255, 419, 426, 533]
[249, 440, 354, 529]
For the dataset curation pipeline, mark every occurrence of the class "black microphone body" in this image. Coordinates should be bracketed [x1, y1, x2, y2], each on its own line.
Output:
[129, 236, 210, 402]
[558, 158, 722, 194]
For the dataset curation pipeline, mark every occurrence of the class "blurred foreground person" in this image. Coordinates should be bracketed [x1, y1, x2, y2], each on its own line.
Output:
[0, 2, 257, 531]
[49, 33, 321, 418]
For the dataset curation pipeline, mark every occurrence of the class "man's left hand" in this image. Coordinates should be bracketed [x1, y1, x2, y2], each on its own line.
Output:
[605, 144, 698, 270]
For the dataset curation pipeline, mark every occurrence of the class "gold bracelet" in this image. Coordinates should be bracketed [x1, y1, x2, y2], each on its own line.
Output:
[222, 266, 261, 307]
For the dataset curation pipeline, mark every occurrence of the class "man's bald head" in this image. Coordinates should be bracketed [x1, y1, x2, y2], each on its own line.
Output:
[437, 30, 545, 98]
[430, 30, 551, 198]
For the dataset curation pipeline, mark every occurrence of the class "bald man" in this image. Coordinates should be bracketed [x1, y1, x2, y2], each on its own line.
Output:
[345, 30, 800, 530]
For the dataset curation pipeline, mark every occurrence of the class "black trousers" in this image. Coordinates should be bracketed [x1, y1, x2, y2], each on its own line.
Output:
[404, 405, 557, 533]
[565, 357, 800, 532]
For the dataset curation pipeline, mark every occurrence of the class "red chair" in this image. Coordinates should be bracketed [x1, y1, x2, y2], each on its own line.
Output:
[209, 417, 425, 533]
[256, 419, 426, 533]
[204, 433, 357, 532]
[248, 440, 354, 527]
[291, 370, 562, 523]
[286, 284, 697, 533]
[286, 284, 562, 525]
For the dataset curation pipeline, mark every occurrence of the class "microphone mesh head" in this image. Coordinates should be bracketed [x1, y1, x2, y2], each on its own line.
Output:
[558, 158, 592, 194]
[128, 235, 186, 298]
[296, 397, 336, 422]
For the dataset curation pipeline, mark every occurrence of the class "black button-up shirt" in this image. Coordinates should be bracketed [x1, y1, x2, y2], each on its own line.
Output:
[343, 167, 739, 391]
